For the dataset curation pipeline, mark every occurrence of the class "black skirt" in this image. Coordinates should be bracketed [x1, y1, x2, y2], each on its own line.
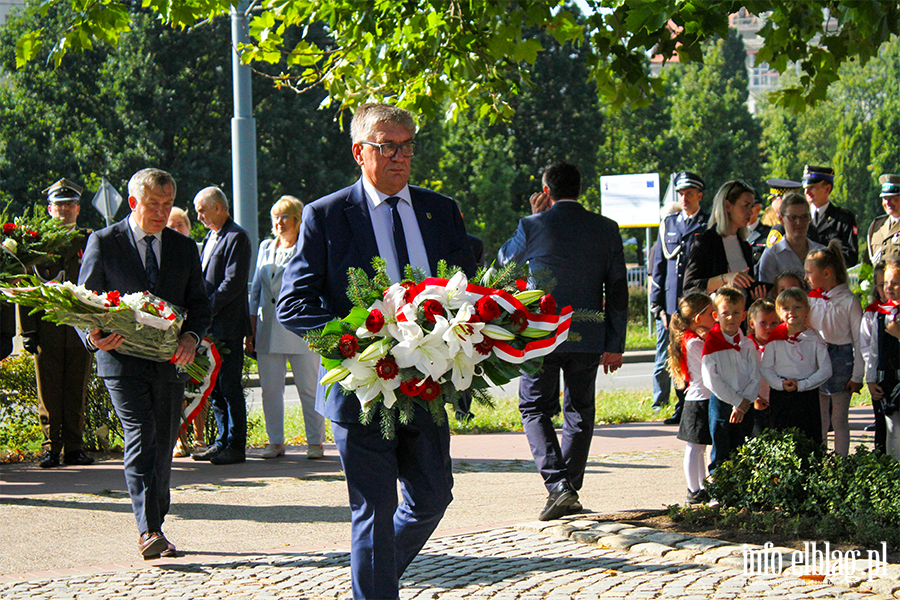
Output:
[677, 399, 712, 445]
[769, 387, 822, 444]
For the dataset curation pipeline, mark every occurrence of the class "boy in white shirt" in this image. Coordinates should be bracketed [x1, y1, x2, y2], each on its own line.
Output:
[760, 287, 832, 444]
[701, 287, 760, 472]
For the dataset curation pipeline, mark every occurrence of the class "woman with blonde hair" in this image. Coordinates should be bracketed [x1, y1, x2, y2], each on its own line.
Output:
[247, 196, 326, 459]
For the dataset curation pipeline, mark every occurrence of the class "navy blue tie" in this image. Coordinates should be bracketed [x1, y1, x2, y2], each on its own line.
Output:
[144, 236, 159, 289]
[385, 197, 410, 275]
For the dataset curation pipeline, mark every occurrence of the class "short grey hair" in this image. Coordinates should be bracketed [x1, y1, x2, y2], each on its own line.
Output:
[350, 103, 416, 144]
[128, 168, 176, 201]
[196, 186, 229, 212]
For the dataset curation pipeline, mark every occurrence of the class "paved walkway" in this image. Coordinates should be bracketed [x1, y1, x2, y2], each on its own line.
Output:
[2, 407, 895, 599]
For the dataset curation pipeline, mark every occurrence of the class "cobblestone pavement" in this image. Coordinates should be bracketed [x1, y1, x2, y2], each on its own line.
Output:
[2, 523, 896, 599]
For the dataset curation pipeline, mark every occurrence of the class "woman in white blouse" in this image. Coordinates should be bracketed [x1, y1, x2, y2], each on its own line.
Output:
[246, 196, 326, 459]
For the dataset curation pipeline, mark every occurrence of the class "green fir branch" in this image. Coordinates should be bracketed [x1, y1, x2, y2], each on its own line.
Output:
[573, 309, 606, 323]
[380, 402, 397, 439]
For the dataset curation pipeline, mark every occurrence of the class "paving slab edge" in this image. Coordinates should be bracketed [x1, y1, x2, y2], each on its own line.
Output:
[515, 515, 900, 599]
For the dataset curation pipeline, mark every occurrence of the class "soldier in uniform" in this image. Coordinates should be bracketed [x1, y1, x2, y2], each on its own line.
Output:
[867, 174, 900, 265]
[18, 179, 95, 468]
[746, 192, 770, 265]
[804, 165, 858, 267]
[650, 171, 709, 424]
[762, 178, 808, 248]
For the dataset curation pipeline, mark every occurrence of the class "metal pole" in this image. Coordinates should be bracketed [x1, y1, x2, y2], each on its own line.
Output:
[646, 226, 652, 327]
[231, 1, 259, 270]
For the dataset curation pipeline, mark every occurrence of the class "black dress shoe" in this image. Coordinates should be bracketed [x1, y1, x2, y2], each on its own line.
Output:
[566, 500, 584, 515]
[210, 448, 246, 465]
[192, 445, 222, 461]
[39, 451, 61, 468]
[663, 416, 680, 425]
[865, 422, 877, 432]
[538, 481, 578, 521]
[63, 450, 94, 466]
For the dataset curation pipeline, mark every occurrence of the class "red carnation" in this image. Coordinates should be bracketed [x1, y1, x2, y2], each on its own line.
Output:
[375, 357, 399, 380]
[366, 309, 385, 333]
[401, 280, 415, 303]
[510, 309, 529, 333]
[419, 378, 442, 401]
[339, 334, 359, 358]
[421, 299, 444, 323]
[515, 279, 527, 291]
[106, 290, 121, 306]
[475, 296, 501, 322]
[474, 337, 493, 356]
[539, 294, 557, 315]
[2, 223, 16, 234]
[400, 377, 422, 396]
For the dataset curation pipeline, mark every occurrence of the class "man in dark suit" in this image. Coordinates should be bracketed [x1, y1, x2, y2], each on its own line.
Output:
[650, 171, 709, 424]
[804, 165, 858, 267]
[191, 187, 252, 465]
[498, 161, 628, 521]
[78, 168, 211, 559]
[19, 178, 94, 468]
[277, 103, 475, 600]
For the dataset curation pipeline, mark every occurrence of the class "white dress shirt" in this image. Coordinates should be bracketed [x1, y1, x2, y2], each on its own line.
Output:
[808, 283, 864, 383]
[361, 177, 430, 283]
[684, 336, 712, 402]
[760, 328, 832, 391]
[701, 329, 761, 408]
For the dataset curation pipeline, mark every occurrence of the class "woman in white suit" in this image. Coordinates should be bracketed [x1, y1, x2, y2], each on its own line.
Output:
[246, 196, 326, 459]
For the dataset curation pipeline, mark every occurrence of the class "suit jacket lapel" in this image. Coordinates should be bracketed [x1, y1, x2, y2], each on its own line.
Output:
[113, 220, 151, 289]
[345, 179, 379, 274]
[410, 189, 441, 274]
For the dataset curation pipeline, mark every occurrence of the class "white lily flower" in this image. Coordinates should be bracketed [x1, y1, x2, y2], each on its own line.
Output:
[391, 314, 451, 381]
[1, 238, 17, 254]
[339, 354, 401, 409]
[414, 272, 478, 311]
[442, 302, 485, 358]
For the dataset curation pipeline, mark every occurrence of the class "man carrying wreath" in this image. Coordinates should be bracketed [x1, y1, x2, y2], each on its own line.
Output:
[78, 168, 211, 560]
[277, 103, 475, 600]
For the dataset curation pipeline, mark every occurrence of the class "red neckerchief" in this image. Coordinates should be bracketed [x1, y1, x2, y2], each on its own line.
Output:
[765, 323, 803, 344]
[869, 300, 900, 315]
[865, 301, 881, 314]
[749, 334, 763, 351]
[681, 328, 699, 385]
[809, 288, 830, 300]
[702, 323, 742, 356]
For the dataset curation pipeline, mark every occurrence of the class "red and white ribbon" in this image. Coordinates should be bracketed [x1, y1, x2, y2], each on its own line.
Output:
[179, 338, 221, 436]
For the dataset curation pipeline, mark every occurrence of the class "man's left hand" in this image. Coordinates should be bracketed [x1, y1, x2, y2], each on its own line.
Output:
[171, 333, 198, 365]
[601, 352, 623, 374]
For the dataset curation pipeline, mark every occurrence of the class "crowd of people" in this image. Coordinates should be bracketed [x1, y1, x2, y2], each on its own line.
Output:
[655, 165, 900, 506]
[5, 101, 900, 600]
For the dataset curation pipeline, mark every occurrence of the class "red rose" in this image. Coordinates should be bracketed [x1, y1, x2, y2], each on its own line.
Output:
[375, 357, 399, 380]
[2, 223, 16, 234]
[509, 309, 528, 333]
[366, 309, 385, 333]
[475, 296, 501, 322]
[421, 299, 444, 323]
[474, 337, 493, 356]
[106, 290, 121, 306]
[339, 334, 359, 358]
[419, 378, 442, 401]
[539, 294, 557, 315]
[400, 377, 421, 396]
[515, 279, 527, 291]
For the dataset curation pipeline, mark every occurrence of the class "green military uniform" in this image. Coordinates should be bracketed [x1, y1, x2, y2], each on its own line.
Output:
[17, 179, 94, 466]
[868, 174, 900, 265]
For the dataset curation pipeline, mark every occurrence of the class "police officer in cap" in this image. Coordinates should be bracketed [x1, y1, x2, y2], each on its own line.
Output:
[746, 191, 770, 264]
[868, 174, 900, 265]
[804, 165, 858, 267]
[18, 178, 95, 468]
[650, 170, 709, 424]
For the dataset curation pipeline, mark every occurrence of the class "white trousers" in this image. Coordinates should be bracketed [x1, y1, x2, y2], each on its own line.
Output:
[257, 351, 325, 446]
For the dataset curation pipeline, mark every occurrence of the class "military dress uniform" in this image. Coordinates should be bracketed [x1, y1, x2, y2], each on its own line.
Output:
[804, 166, 859, 268]
[18, 179, 94, 467]
[867, 174, 900, 265]
[746, 221, 771, 265]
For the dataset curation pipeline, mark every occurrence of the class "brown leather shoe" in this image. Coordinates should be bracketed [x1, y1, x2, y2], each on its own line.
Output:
[160, 541, 178, 558]
[139, 531, 168, 559]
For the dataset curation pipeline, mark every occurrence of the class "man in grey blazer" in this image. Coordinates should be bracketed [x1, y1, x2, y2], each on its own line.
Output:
[498, 162, 628, 522]
[79, 168, 211, 559]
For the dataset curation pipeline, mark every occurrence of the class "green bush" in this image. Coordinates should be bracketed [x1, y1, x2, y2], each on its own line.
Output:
[0, 353, 122, 455]
[628, 286, 649, 325]
[707, 429, 900, 548]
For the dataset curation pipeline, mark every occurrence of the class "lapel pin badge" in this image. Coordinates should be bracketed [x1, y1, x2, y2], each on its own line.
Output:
[427, 212, 432, 219]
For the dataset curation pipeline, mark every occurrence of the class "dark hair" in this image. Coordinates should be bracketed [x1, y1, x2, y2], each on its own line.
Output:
[872, 261, 887, 303]
[542, 161, 581, 201]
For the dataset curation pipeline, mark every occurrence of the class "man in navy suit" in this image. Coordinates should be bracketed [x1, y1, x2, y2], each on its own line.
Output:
[191, 187, 252, 465]
[78, 168, 211, 559]
[498, 162, 628, 521]
[650, 171, 708, 424]
[277, 103, 475, 600]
